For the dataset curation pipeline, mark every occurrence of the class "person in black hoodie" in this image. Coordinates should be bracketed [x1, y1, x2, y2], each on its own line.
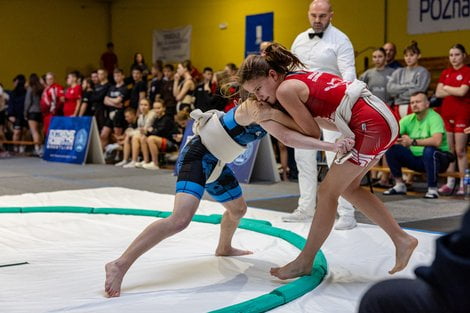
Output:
[359, 207, 470, 313]
[141, 99, 177, 170]
[7, 74, 27, 152]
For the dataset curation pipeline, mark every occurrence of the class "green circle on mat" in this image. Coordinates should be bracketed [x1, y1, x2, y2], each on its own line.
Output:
[0, 206, 328, 313]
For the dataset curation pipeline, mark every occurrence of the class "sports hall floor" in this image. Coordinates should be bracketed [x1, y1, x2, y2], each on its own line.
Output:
[1, 156, 467, 233]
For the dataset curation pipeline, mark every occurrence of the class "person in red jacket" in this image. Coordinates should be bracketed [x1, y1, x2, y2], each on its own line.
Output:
[63, 71, 82, 117]
[40, 72, 64, 135]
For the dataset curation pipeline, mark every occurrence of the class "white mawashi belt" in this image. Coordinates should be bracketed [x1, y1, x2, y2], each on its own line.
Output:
[191, 109, 246, 183]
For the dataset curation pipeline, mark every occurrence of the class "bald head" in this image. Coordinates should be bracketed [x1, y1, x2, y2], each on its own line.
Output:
[308, 0, 333, 33]
[383, 42, 397, 63]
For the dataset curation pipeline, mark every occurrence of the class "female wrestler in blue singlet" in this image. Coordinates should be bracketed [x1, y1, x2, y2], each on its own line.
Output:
[104, 98, 354, 297]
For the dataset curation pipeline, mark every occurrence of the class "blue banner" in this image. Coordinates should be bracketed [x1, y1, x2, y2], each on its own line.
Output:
[43, 116, 92, 165]
[245, 12, 274, 57]
[174, 118, 260, 183]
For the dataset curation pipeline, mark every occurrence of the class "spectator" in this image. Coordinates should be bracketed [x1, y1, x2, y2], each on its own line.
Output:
[116, 98, 155, 168]
[141, 99, 178, 170]
[222, 63, 240, 112]
[359, 47, 395, 105]
[100, 68, 129, 149]
[63, 71, 82, 117]
[387, 41, 431, 120]
[435, 44, 470, 196]
[7, 74, 27, 153]
[383, 42, 403, 69]
[77, 78, 94, 117]
[129, 68, 147, 110]
[90, 71, 99, 86]
[359, 207, 470, 313]
[172, 109, 190, 144]
[286, 0, 357, 230]
[89, 69, 111, 130]
[185, 59, 203, 83]
[161, 64, 177, 117]
[40, 72, 64, 136]
[148, 63, 164, 104]
[24, 73, 44, 156]
[173, 60, 195, 112]
[100, 42, 118, 83]
[113, 107, 138, 163]
[194, 67, 217, 112]
[0, 82, 10, 147]
[384, 92, 452, 199]
[130, 52, 149, 81]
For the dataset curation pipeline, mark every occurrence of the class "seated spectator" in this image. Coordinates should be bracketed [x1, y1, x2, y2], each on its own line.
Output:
[161, 64, 177, 117]
[359, 207, 470, 313]
[24, 73, 44, 156]
[100, 69, 129, 149]
[140, 99, 178, 170]
[7, 74, 27, 153]
[384, 92, 453, 199]
[113, 107, 138, 164]
[129, 68, 147, 110]
[194, 67, 217, 112]
[116, 98, 156, 168]
[172, 109, 190, 145]
[222, 63, 239, 112]
[40, 72, 64, 136]
[130, 52, 149, 82]
[387, 41, 431, 120]
[148, 63, 164, 104]
[173, 60, 195, 112]
[63, 71, 82, 117]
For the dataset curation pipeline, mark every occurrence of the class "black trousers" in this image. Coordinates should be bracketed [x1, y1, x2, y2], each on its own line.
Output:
[358, 278, 450, 313]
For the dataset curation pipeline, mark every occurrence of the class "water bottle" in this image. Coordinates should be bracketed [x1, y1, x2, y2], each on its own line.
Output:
[464, 169, 470, 200]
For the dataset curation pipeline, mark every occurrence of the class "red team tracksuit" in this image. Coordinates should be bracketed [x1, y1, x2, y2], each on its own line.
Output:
[63, 85, 83, 117]
[438, 66, 470, 133]
[285, 71, 398, 167]
[40, 83, 64, 135]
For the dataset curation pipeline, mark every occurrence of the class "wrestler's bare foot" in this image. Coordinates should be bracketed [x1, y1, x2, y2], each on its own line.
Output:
[105, 260, 127, 297]
[215, 247, 253, 257]
[389, 234, 418, 274]
[270, 256, 312, 280]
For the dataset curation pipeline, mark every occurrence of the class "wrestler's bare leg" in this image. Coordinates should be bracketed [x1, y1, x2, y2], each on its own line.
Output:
[105, 193, 199, 297]
[216, 196, 253, 256]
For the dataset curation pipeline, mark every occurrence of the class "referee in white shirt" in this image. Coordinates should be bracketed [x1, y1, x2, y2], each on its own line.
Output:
[282, 0, 358, 230]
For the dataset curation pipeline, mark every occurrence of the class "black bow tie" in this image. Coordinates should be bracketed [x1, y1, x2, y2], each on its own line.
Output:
[308, 32, 323, 39]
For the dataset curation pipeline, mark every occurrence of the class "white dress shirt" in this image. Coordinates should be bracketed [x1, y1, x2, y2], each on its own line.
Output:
[291, 24, 356, 82]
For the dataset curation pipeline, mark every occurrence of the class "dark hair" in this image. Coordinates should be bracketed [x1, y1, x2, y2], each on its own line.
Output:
[113, 68, 124, 74]
[203, 67, 213, 72]
[132, 67, 142, 73]
[12, 74, 26, 96]
[133, 52, 146, 65]
[91, 70, 98, 75]
[374, 47, 387, 56]
[68, 71, 80, 79]
[181, 60, 192, 72]
[163, 64, 174, 71]
[106, 42, 114, 48]
[238, 42, 304, 85]
[404, 41, 421, 55]
[226, 63, 238, 72]
[451, 43, 467, 55]
[410, 91, 428, 99]
[124, 107, 136, 115]
[153, 98, 166, 108]
[29, 73, 43, 96]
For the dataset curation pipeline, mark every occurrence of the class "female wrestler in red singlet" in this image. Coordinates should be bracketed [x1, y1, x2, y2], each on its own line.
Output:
[240, 43, 418, 280]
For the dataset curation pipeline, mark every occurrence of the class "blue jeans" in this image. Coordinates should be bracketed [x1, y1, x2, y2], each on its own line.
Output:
[385, 145, 450, 188]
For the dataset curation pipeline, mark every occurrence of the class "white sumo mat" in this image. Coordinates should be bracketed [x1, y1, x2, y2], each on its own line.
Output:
[0, 187, 437, 313]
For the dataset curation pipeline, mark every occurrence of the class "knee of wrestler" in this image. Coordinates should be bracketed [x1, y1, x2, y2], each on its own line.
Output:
[317, 182, 340, 203]
[169, 214, 192, 233]
[230, 203, 247, 219]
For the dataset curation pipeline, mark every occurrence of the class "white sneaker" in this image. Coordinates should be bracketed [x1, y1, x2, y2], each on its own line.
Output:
[282, 209, 313, 222]
[334, 215, 357, 230]
[123, 161, 137, 168]
[115, 160, 128, 167]
[143, 162, 160, 170]
[135, 161, 146, 168]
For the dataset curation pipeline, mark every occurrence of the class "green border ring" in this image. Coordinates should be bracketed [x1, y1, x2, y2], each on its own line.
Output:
[0, 206, 328, 313]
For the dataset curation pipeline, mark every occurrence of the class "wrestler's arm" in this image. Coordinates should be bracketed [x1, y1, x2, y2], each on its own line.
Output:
[314, 117, 339, 131]
[275, 80, 321, 139]
[260, 119, 353, 153]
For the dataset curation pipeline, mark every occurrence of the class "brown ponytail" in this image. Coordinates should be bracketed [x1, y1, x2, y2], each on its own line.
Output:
[404, 41, 421, 55]
[237, 42, 304, 85]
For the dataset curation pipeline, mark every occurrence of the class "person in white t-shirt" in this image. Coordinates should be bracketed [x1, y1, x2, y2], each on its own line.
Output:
[285, 0, 357, 230]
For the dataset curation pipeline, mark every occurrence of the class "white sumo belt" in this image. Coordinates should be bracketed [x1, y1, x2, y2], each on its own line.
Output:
[191, 109, 246, 183]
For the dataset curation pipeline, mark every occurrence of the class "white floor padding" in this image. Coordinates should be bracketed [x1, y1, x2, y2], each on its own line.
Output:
[0, 187, 438, 313]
